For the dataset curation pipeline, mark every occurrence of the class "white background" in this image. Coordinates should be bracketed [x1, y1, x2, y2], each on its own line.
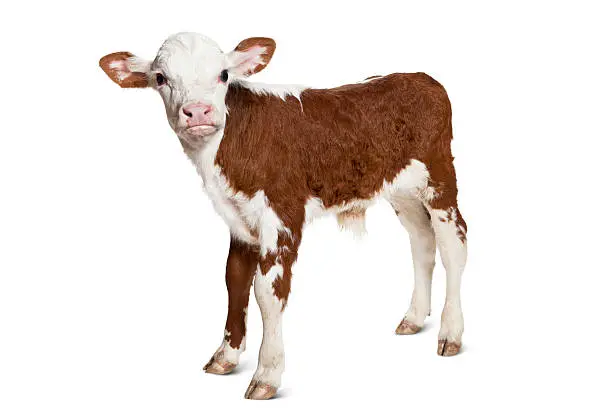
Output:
[1, 1, 611, 406]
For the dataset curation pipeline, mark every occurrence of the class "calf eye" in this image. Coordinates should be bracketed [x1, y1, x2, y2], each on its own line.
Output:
[156, 73, 166, 86]
[220, 69, 229, 83]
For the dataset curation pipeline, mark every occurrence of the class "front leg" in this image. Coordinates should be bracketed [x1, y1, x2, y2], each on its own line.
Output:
[204, 238, 258, 374]
[245, 238, 298, 400]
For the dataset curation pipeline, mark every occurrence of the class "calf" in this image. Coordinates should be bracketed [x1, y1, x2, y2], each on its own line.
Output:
[100, 32, 467, 400]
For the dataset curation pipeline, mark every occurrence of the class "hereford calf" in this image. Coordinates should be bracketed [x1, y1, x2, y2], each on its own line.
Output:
[100, 32, 467, 400]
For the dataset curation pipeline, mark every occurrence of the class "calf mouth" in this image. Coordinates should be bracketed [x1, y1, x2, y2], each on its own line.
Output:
[185, 124, 220, 137]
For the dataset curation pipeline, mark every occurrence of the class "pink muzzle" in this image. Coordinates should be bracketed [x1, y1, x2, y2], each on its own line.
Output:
[183, 103, 215, 127]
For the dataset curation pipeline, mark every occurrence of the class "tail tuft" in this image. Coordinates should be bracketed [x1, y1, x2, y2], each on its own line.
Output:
[337, 209, 367, 237]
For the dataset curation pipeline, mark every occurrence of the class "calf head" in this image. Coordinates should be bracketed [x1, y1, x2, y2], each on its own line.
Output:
[100, 33, 275, 147]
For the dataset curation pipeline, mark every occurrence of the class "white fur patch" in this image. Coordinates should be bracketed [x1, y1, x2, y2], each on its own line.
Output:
[381, 160, 431, 199]
[108, 61, 129, 81]
[392, 195, 436, 327]
[240, 191, 292, 256]
[429, 208, 467, 343]
[233, 79, 307, 102]
[304, 159, 431, 230]
[337, 210, 367, 237]
[252, 264, 286, 388]
[188, 132, 256, 245]
[188, 131, 290, 253]
[219, 329, 246, 364]
[218, 305, 249, 364]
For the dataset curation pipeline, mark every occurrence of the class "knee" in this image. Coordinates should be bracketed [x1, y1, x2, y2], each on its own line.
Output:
[255, 262, 292, 311]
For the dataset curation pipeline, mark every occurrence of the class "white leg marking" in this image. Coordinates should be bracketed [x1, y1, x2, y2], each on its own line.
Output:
[205, 310, 249, 374]
[252, 264, 285, 389]
[392, 195, 436, 329]
[429, 208, 467, 345]
[205, 330, 245, 374]
[212, 330, 246, 364]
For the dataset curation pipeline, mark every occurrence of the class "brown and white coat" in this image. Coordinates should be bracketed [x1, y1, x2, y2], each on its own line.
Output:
[100, 32, 467, 400]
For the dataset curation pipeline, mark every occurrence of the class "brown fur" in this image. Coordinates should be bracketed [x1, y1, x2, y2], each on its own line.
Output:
[224, 239, 258, 348]
[213, 73, 466, 308]
[219, 73, 455, 212]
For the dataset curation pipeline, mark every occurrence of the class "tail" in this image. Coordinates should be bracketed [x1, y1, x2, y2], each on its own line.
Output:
[337, 209, 367, 237]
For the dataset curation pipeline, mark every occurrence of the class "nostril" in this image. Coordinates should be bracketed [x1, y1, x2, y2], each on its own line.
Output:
[203, 106, 213, 115]
[183, 108, 193, 118]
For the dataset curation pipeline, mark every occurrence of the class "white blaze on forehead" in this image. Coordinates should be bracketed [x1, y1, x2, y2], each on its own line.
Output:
[154, 33, 225, 82]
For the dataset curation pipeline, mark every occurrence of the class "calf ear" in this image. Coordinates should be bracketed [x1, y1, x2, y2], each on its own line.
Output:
[227, 37, 276, 77]
[99, 52, 151, 88]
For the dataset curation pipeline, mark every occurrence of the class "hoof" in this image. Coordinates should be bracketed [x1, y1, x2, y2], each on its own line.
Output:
[203, 355, 236, 375]
[244, 381, 277, 400]
[437, 339, 461, 356]
[395, 319, 422, 335]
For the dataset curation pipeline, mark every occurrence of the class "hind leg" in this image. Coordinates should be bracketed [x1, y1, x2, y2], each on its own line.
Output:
[424, 157, 468, 356]
[429, 206, 467, 356]
[390, 194, 436, 335]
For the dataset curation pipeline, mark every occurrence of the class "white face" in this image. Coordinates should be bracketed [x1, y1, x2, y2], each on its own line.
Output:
[100, 33, 276, 148]
[153, 34, 229, 143]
